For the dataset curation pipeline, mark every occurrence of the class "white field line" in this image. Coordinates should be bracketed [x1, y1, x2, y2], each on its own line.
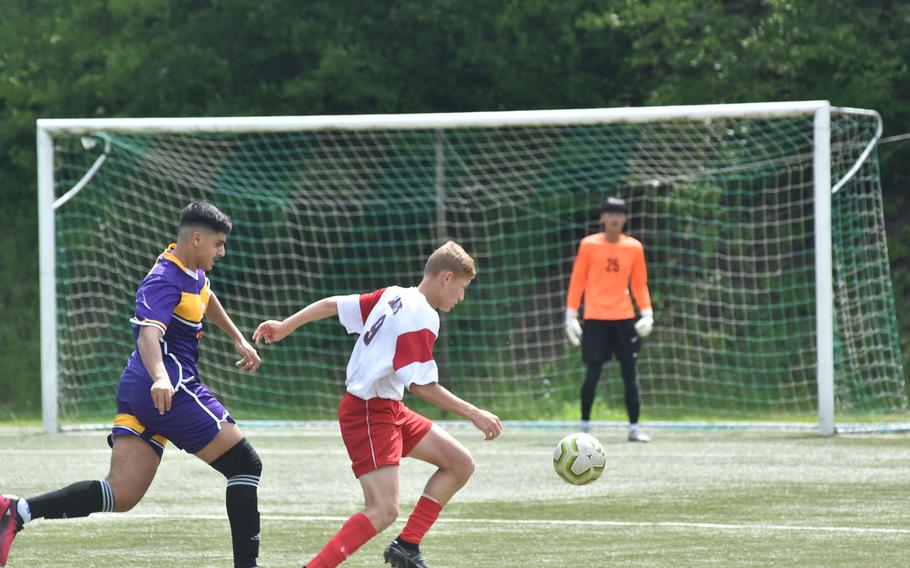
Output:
[63, 513, 910, 536]
[3, 448, 909, 462]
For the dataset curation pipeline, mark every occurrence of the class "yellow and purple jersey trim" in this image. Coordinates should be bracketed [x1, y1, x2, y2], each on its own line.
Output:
[129, 317, 168, 335]
[156, 245, 211, 325]
[125, 244, 211, 389]
[174, 283, 211, 324]
[160, 244, 198, 278]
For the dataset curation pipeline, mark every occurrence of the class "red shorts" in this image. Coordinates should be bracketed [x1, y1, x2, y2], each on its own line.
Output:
[338, 393, 433, 478]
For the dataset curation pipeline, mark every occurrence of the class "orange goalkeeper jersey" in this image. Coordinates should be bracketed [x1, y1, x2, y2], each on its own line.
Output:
[566, 233, 652, 321]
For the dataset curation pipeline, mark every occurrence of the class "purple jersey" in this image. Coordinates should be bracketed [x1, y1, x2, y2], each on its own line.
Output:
[112, 244, 234, 456]
[124, 244, 211, 383]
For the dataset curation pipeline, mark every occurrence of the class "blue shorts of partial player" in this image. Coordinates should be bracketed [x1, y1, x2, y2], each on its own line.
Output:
[108, 367, 234, 458]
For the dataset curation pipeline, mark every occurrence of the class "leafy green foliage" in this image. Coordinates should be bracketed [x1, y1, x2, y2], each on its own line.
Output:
[2, 0, 909, 412]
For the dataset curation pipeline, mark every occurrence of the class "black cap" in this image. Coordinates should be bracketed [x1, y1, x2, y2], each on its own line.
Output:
[598, 196, 628, 214]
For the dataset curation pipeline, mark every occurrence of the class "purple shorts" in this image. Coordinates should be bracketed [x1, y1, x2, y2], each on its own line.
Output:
[110, 369, 234, 457]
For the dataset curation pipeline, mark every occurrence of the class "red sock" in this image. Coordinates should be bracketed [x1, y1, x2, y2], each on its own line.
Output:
[307, 512, 377, 568]
[399, 495, 443, 545]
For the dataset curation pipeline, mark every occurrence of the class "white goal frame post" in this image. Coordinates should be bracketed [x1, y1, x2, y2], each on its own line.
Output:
[36, 100, 884, 436]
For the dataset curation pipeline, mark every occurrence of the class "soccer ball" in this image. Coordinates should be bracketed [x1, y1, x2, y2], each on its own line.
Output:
[552, 432, 607, 485]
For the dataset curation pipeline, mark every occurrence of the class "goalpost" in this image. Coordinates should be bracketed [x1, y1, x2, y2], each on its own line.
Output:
[37, 101, 905, 435]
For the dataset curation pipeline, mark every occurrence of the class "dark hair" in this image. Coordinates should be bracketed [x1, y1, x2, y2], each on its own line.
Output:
[178, 202, 232, 234]
[598, 196, 628, 215]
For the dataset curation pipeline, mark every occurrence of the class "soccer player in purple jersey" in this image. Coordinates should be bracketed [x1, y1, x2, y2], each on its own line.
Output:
[0, 203, 264, 568]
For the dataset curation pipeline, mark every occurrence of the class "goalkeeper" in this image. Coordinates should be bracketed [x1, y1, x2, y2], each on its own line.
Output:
[565, 197, 654, 442]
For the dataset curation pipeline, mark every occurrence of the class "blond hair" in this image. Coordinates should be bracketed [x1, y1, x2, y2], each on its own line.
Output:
[424, 240, 476, 279]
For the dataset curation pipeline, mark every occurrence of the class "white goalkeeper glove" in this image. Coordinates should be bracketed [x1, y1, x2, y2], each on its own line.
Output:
[565, 308, 582, 346]
[634, 309, 654, 338]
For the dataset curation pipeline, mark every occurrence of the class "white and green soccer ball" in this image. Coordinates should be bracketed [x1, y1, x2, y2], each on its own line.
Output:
[553, 432, 607, 485]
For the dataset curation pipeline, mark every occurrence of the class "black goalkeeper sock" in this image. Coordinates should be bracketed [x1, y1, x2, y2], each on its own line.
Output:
[580, 361, 604, 421]
[26, 480, 114, 520]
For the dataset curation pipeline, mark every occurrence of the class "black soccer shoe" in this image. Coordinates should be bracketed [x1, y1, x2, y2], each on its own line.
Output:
[384, 539, 430, 568]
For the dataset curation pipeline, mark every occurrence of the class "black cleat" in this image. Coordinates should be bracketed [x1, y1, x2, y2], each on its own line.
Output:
[384, 539, 430, 568]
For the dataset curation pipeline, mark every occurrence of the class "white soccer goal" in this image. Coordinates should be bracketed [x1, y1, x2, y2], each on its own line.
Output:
[37, 101, 905, 435]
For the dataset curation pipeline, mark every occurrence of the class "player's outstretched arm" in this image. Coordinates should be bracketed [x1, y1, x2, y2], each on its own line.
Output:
[409, 383, 503, 440]
[206, 292, 262, 373]
[253, 296, 341, 345]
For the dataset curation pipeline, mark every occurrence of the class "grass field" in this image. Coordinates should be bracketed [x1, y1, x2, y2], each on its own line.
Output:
[2, 424, 910, 567]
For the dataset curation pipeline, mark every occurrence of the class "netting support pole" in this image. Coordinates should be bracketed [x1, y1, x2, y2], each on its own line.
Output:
[814, 104, 835, 437]
[37, 126, 59, 433]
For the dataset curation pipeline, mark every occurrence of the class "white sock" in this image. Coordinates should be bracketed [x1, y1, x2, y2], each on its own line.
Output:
[17, 498, 31, 524]
[629, 423, 639, 434]
[580, 419, 591, 431]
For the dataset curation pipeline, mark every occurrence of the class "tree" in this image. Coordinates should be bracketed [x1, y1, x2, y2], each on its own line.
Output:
[2, 0, 908, 413]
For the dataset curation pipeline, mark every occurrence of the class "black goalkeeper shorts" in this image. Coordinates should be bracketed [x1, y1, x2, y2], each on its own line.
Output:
[581, 319, 641, 364]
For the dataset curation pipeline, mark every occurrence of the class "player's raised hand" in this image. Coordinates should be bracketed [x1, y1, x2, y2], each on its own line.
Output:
[252, 320, 289, 345]
[150, 377, 174, 414]
[471, 408, 503, 441]
[234, 337, 262, 373]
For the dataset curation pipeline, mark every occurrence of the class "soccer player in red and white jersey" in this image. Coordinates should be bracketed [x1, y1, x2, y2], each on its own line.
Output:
[253, 240, 502, 568]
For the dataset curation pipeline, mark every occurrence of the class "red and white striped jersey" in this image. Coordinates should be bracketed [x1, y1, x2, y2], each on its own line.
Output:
[337, 286, 439, 400]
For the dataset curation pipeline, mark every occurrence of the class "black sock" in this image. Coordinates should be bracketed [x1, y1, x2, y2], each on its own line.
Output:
[211, 439, 262, 568]
[395, 536, 420, 552]
[26, 480, 113, 520]
[619, 356, 640, 424]
[226, 484, 260, 567]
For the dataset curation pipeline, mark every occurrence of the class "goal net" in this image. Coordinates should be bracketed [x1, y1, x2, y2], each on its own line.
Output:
[38, 102, 905, 432]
